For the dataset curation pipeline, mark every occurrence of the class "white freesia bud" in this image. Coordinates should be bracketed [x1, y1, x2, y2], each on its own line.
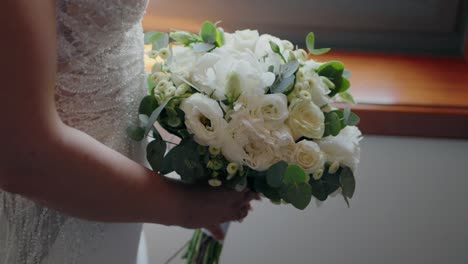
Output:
[313, 169, 324, 180]
[175, 83, 190, 97]
[296, 69, 306, 82]
[209, 146, 221, 156]
[150, 72, 165, 84]
[293, 140, 325, 174]
[294, 49, 308, 62]
[208, 179, 222, 187]
[328, 161, 340, 174]
[180, 93, 228, 147]
[225, 72, 242, 103]
[164, 86, 176, 97]
[299, 90, 312, 100]
[295, 82, 305, 92]
[318, 126, 362, 172]
[227, 162, 239, 175]
[148, 50, 158, 59]
[151, 62, 164, 73]
[282, 40, 294, 51]
[154, 93, 163, 102]
[157, 80, 171, 92]
[158, 48, 171, 60]
[287, 99, 325, 140]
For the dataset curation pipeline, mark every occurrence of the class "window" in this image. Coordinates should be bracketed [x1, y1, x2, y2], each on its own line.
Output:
[144, 0, 467, 55]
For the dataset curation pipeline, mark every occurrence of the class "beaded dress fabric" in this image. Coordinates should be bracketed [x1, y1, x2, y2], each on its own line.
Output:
[0, 0, 149, 263]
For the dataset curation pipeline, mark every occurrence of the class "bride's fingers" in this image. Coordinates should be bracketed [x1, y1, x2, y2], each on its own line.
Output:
[207, 225, 225, 241]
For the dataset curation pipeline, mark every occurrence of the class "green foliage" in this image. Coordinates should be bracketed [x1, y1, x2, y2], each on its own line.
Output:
[269, 41, 287, 63]
[323, 108, 360, 137]
[146, 139, 166, 172]
[216, 27, 225, 47]
[126, 126, 145, 141]
[201, 21, 218, 45]
[269, 60, 299, 94]
[145, 32, 169, 50]
[138, 95, 159, 117]
[191, 43, 216, 53]
[316, 61, 351, 97]
[340, 167, 356, 199]
[340, 91, 356, 104]
[309, 166, 356, 206]
[169, 31, 199, 46]
[161, 138, 206, 183]
[279, 183, 312, 210]
[144, 97, 179, 138]
[266, 161, 288, 188]
[306, 32, 331, 55]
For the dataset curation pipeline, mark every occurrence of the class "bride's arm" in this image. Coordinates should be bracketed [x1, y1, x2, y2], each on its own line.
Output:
[0, 0, 251, 236]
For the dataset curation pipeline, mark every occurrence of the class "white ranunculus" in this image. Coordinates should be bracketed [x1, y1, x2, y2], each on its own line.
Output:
[287, 99, 325, 140]
[293, 140, 325, 174]
[180, 93, 227, 147]
[224, 29, 260, 52]
[317, 126, 362, 171]
[191, 47, 275, 100]
[254, 34, 285, 73]
[252, 93, 289, 123]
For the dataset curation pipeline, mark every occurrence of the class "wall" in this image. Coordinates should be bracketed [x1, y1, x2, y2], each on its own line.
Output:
[144, 135, 468, 264]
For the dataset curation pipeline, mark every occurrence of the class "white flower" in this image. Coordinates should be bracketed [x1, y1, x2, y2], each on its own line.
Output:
[224, 29, 260, 52]
[293, 49, 308, 63]
[159, 48, 171, 60]
[164, 86, 176, 97]
[254, 34, 285, 73]
[304, 73, 331, 107]
[156, 80, 172, 92]
[317, 126, 362, 172]
[282, 40, 294, 51]
[293, 140, 325, 174]
[168, 45, 201, 80]
[180, 93, 228, 147]
[175, 83, 190, 97]
[148, 50, 158, 59]
[287, 99, 325, 140]
[191, 47, 275, 100]
[252, 93, 289, 123]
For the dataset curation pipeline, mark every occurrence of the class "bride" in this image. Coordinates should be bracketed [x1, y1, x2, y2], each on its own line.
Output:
[0, 1, 254, 263]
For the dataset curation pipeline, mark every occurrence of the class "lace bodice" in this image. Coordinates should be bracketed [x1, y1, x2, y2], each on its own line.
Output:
[0, 0, 149, 263]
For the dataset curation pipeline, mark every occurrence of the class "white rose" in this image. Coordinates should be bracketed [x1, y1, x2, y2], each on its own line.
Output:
[224, 29, 260, 52]
[287, 99, 325, 140]
[293, 140, 325, 174]
[180, 93, 227, 147]
[246, 145, 280, 171]
[252, 93, 289, 123]
[317, 126, 362, 171]
[192, 47, 275, 100]
[254, 34, 285, 73]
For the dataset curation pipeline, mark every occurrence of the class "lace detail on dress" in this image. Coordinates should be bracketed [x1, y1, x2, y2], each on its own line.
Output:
[0, 0, 148, 263]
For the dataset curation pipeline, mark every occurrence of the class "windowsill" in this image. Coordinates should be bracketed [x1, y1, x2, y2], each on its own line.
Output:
[318, 51, 468, 139]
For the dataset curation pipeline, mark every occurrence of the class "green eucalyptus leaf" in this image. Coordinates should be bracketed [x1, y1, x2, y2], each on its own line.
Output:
[280, 60, 300, 78]
[169, 31, 198, 46]
[325, 111, 342, 137]
[280, 182, 312, 210]
[139, 95, 159, 117]
[340, 167, 355, 199]
[340, 91, 356, 104]
[126, 126, 145, 141]
[146, 139, 167, 172]
[144, 97, 177, 137]
[144, 32, 158, 45]
[346, 112, 360, 126]
[165, 139, 205, 183]
[310, 48, 331, 55]
[306, 32, 330, 55]
[283, 164, 308, 185]
[147, 32, 169, 51]
[216, 27, 225, 47]
[191, 43, 216, 53]
[271, 74, 295, 94]
[310, 180, 328, 201]
[338, 78, 351, 94]
[201, 21, 217, 44]
[343, 69, 352, 79]
[266, 161, 288, 188]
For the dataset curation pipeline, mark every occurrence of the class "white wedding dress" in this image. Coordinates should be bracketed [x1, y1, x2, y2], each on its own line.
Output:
[0, 0, 151, 263]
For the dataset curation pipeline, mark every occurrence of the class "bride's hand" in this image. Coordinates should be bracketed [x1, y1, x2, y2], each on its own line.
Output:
[178, 187, 257, 240]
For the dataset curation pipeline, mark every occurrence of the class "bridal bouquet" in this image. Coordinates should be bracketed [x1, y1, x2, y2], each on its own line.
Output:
[129, 21, 361, 264]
